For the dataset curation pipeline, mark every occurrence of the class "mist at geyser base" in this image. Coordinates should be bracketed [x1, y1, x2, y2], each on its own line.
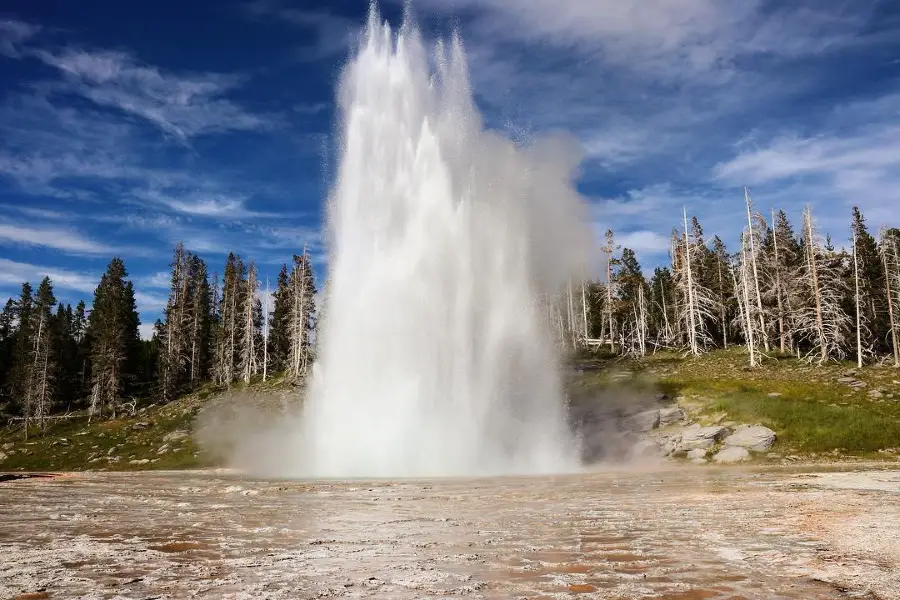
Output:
[210, 5, 596, 479]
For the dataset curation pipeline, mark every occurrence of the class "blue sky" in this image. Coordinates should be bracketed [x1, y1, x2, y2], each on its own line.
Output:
[1, 0, 899, 338]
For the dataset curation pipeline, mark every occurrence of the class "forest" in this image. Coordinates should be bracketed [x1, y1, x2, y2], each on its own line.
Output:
[1, 193, 898, 433]
[0, 244, 317, 432]
[563, 193, 900, 369]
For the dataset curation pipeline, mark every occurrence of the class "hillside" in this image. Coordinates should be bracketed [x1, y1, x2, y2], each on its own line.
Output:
[2, 350, 900, 473]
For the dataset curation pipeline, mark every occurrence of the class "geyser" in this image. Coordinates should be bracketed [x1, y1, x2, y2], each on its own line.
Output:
[288, 6, 593, 478]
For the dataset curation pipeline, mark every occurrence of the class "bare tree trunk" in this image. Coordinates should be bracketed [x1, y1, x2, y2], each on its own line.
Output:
[263, 276, 269, 382]
[771, 210, 785, 353]
[884, 239, 900, 367]
[852, 230, 863, 368]
[716, 254, 728, 348]
[683, 208, 699, 356]
[744, 188, 769, 351]
[581, 280, 589, 341]
[660, 278, 671, 344]
[735, 250, 758, 367]
[804, 208, 828, 364]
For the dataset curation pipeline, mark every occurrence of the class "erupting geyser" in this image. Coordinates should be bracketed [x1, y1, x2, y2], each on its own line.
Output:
[286, 6, 593, 478]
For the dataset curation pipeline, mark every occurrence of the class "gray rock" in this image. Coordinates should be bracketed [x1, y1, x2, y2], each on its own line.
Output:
[630, 439, 664, 459]
[679, 425, 728, 450]
[713, 446, 750, 464]
[623, 409, 660, 433]
[163, 430, 189, 443]
[724, 425, 776, 452]
[106, 446, 118, 455]
[658, 407, 686, 426]
[686, 448, 707, 460]
[767, 392, 782, 397]
[128, 458, 150, 465]
[837, 377, 857, 384]
[132, 421, 152, 430]
[850, 380, 868, 388]
[157, 445, 170, 455]
[1, 442, 14, 451]
[868, 389, 884, 399]
[0, 450, 7, 462]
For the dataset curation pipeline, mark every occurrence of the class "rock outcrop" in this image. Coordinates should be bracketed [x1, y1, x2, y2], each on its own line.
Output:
[724, 426, 776, 452]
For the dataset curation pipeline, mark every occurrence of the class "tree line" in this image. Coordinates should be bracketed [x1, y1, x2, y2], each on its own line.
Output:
[0, 244, 317, 432]
[559, 195, 900, 368]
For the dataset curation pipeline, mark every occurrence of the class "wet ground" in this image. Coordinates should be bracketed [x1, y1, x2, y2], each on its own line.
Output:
[1, 466, 898, 599]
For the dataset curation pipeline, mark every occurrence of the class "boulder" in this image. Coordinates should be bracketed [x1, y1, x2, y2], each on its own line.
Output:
[163, 430, 189, 443]
[837, 377, 857, 384]
[713, 446, 750, 464]
[767, 392, 782, 398]
[686, 448, 706, 460]
[658, 407, 686, 426]
[622, 409, 660, 433]
[2, 442, 14, 451]
[128, 458, 150, 465]
[679, 425, 727, 450]
[131, 421, 152, 431]
[724, 426, 776, 452]
[0, 450, 7, 462]
[630, 439, 664, 459]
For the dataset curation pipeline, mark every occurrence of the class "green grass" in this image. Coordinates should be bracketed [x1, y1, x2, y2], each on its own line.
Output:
[571, 347, 900, 457]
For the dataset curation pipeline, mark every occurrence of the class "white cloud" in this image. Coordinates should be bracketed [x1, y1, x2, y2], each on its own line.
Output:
[617, 230, 673, 254]
[0, 258, 97, 293]
[0, 222, 114, 255]
[138, 323, 156, 341]
[0, 19, 40, 57]
[31, 48, 269, 141]
[134, 291, 167, 313]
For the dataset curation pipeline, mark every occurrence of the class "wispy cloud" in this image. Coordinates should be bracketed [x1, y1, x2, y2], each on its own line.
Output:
[0, 258, 97, 293]
[0, 18, 40, 57]
[0, 222, 115, 255]
[241, 0, 355, 60]
[30, 48, 269, 141]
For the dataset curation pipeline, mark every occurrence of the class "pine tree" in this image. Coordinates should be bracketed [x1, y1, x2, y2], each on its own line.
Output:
[186, 254, 211, 386]
[796, 206, 851, 364]
[88, 258, 141, 419]
[25, 277, 57, 433]
[239, 261, 260, 383]
[762, 210, 802, 354]
[708, 236, 735, 348]
[158, 243, 190, 401]
[601, 230, 619, 350]
[287, 249, 317, 379]
[269, 264, 291, 373]
[850, 207, 887, 354]
[880, 228, 900, 367]
[214, 254, 245, 387]
[0, 298, 16, 413]
[676, 209, 717, 356]
[9, 283, 34, 416]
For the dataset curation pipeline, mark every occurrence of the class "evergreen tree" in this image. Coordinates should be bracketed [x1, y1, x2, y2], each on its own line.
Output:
[0, 298, 15, 412]
[269, 264, 291, 373]
[25, 277, 57, 431]
[88, 258, 141, 419]
[9, 283, 34, 416]
[851, 207, 887, 355]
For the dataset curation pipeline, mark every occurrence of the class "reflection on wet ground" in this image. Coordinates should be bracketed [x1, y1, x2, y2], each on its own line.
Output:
[1, 466, 897, 598]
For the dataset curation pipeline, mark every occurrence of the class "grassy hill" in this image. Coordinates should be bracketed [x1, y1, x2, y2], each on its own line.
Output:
[572, 348, 900, 459]
[2, 350, 900, 473]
